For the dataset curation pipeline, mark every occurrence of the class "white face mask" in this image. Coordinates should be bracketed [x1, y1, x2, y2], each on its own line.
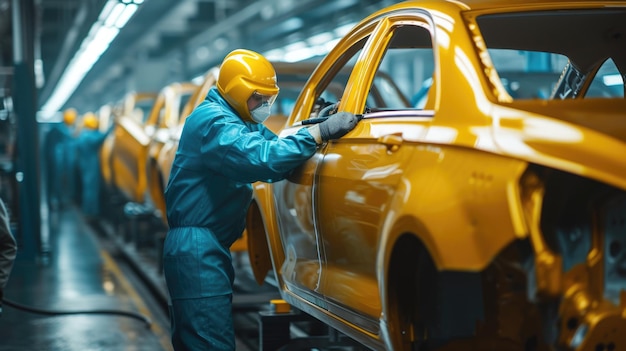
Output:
[250, 102, 271, 123]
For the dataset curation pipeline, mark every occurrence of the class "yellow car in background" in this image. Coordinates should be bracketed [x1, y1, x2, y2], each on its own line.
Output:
[100, 91, 158, 198]
[244, 1, 626, 350]
[106, 83, 198, 206]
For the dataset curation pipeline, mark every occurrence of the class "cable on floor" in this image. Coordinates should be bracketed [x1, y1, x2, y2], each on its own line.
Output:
[1, 298, 152, 328]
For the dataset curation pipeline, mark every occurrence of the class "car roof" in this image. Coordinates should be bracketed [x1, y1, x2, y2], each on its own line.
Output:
[362, 0, 626, 20]
[401, 0, 626, 11]
[359, 0, 626, 73]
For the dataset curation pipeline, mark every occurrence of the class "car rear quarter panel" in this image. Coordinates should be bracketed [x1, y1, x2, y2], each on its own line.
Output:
[378, 142, 529, 272]
[491, 102, 626, 193]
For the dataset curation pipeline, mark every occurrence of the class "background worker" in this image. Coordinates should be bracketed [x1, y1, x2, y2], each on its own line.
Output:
[45, 108, 78, 210]
[162, 48, 358, 350]
[75, 112, 110, 220]
[0, 197, 16, 315]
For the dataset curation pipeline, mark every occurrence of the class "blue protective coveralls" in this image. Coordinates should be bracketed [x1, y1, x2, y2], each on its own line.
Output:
[44, 124, 64, 209]
[45, 122, 76, 209]
[76, 128, 109, 217]
[163, 87, 318, 350]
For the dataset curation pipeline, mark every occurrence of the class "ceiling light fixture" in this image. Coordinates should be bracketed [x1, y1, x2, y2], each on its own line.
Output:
[40, 0, 143, 114]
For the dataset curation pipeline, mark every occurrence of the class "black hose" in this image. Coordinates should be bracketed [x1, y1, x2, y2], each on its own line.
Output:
[2, 298, 152, 328]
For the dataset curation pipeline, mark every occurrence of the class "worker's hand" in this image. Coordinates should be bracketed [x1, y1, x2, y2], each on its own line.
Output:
[318, 112, 358, 141]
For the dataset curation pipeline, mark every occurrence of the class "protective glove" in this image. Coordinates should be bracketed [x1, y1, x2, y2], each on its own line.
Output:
[318, 112, 359, 141]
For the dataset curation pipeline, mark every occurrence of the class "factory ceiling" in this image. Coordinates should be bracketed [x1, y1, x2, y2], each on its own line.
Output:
[0, 0, 394, 116]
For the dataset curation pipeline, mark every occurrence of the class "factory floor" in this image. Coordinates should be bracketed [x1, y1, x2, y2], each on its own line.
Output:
[0, 205, 279, 351]
[0, 205, 172, 350]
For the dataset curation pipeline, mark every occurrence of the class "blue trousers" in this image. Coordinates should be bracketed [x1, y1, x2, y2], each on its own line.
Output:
[169, 294, 234, 350]
[163, 227, 236, 350]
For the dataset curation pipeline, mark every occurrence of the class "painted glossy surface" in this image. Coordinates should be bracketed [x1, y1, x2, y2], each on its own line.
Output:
[246, 1, 626, 350]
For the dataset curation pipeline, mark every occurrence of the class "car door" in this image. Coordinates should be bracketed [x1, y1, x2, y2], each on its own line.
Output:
[313, 15, 436, 332]
[271, 26, 374, 307]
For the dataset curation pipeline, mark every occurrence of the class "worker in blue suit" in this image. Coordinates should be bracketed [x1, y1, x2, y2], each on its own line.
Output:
[163, 48, 359, 350]
[75, 112, 109, 220]
[46, 108, 78, 210]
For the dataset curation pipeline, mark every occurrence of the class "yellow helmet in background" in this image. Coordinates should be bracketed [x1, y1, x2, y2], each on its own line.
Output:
[216, 49, 279, 123]
[63, 108, 77, 126]
[82, 112, 99, 130]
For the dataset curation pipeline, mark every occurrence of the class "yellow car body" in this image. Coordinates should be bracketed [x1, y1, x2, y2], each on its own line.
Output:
[100, 91, 157, 196]
[105, 82, 199, 205]
[245, 1, 626, 350]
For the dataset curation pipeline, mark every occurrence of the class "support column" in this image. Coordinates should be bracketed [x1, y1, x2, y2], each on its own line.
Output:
[12, 0, 42, 261]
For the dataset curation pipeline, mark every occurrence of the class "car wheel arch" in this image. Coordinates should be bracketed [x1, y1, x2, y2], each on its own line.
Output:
[382, 226, 492, 350]
[379, 220, 440, 350]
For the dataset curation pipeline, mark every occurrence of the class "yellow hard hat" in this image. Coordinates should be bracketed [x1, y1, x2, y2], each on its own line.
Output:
[63, 108, 77, 126]
[216, 49, 279, 123]
[82, 112, 99, 130]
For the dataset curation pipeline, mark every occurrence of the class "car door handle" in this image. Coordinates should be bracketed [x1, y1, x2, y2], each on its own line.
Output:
[378, 133, 403, 152]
